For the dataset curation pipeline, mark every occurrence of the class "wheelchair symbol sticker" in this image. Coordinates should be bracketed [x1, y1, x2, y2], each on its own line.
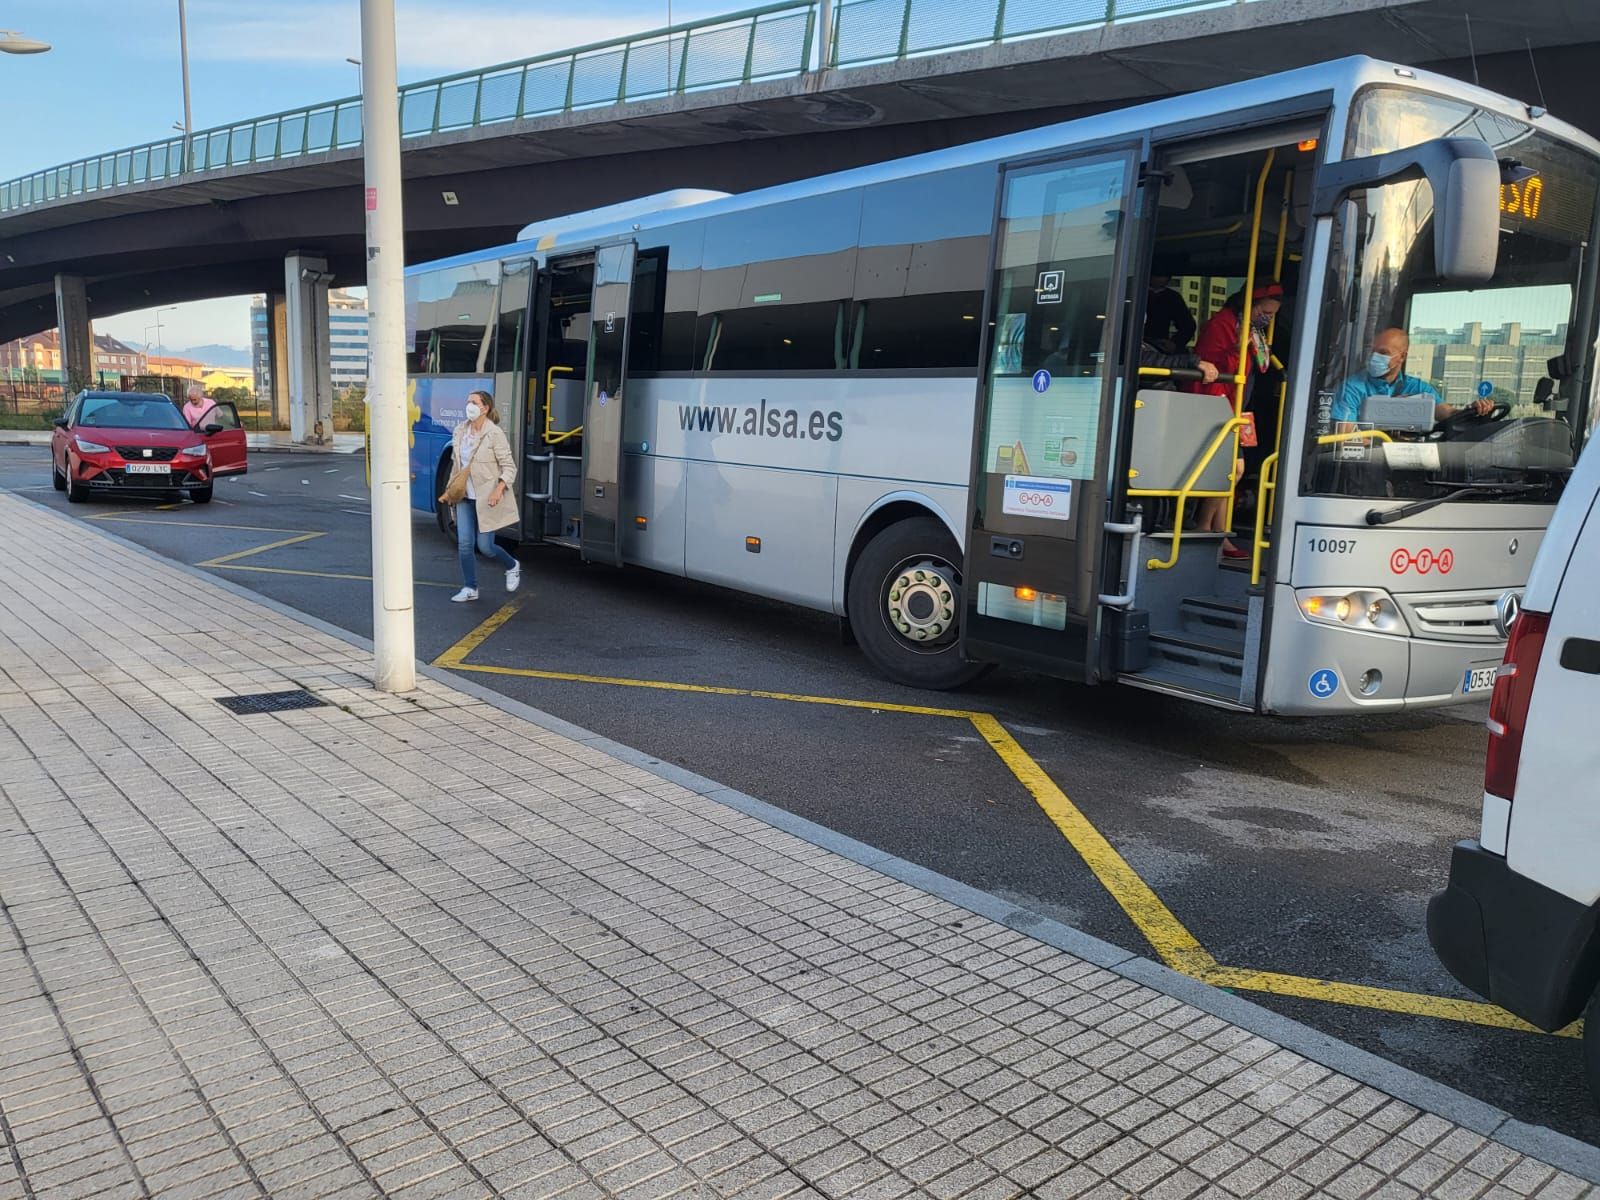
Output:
[1308, 668, 1339, 699]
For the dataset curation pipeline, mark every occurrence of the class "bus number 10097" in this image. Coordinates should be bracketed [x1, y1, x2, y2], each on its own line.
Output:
[1307, 537, 1358, 554]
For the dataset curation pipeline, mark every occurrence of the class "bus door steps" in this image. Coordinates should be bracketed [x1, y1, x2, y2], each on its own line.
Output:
[1147, 631, 1244, 676]
[1178, 597, 1248, 648]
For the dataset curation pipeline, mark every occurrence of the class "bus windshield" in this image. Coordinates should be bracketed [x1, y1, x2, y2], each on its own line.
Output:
[1302, 86, 1600, 504]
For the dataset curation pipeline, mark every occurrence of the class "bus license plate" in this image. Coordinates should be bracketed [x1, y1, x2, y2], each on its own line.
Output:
[124, 463, 168, 475]
[1462, 666, 1497, 695]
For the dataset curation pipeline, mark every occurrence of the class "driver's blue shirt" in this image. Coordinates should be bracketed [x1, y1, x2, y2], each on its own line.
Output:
[1333, 370, 1440, 424]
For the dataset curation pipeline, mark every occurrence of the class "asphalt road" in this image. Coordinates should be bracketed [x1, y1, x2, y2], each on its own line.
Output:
[5, 443, 1593, 1146]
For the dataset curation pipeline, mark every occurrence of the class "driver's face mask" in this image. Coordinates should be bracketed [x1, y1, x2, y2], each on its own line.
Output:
[1367, 352, 1393, 378]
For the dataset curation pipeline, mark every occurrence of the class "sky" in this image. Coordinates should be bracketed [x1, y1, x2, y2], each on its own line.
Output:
[0, 0, 727, 352]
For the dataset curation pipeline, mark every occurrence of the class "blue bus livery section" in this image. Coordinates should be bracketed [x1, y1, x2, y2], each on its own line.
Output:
[407, 375, 493, 516]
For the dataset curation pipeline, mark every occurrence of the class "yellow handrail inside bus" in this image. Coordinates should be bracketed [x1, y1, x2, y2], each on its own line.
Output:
[544, 365, 580, 444]
[1316, 429, 1394, 446]
[1251, 450, 1279, 586]
[1130, 416, 1248, 570]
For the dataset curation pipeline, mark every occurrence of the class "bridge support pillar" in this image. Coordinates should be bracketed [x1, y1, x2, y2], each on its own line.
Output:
[54, 275, 94, 393]
[263, 293, 291, 428]
[285, 253, 333, 445]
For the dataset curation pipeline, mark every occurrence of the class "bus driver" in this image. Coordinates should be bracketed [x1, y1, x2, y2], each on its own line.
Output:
[1333, 327, 1495, 429]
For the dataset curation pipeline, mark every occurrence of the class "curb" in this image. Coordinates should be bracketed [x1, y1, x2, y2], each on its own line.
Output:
[32, 493, 1600, 1186]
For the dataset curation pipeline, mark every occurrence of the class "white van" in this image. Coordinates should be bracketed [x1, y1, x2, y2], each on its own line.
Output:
[1428, 439, 1600, 1096]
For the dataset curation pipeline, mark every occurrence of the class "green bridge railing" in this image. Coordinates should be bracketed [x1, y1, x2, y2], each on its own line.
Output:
[0, 0, 1239, 214]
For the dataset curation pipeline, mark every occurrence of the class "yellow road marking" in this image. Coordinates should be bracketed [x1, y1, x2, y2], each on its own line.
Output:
[197, 531, 324, 567]
[434, 600, 526, 666]
[1202, 965, 1577, 1036]
[87, 515, 305, 532]
[208, 563, 458, 589]
[433, 601, 1575, 1037]
[971, 713, 1216, 976]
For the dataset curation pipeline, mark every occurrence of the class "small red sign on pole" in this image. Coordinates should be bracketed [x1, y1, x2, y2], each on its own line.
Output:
[365, 187, 378, 212]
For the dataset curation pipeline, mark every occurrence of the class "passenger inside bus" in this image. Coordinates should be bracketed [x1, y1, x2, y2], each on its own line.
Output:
[1189, 282, 1283, 557]
[1145, 266, 1196, 352]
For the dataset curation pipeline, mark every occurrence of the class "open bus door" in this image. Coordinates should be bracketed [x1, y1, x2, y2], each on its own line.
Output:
[579, 241, 636, 567]
[960, 144, 1147, 682]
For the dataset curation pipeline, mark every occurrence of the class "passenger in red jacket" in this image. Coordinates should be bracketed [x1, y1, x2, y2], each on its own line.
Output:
[1189, 282, 1282, 558]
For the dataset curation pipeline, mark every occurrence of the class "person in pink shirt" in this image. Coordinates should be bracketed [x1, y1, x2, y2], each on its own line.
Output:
[181, 382, 215, 428]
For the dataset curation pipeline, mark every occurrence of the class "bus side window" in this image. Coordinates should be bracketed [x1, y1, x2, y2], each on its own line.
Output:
[696, 192, 862, 373]
[853, 166, 992, 370]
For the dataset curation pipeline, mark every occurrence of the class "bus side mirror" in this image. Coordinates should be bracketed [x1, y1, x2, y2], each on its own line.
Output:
[1312, 136, 1500, 285]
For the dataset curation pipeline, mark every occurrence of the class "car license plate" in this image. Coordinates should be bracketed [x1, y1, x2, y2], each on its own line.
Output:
[124, 463, 168, 475]
[1462, 666, 1498, 695]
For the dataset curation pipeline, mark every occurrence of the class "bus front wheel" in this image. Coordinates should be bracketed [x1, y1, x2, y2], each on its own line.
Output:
[848, 516, 987, 691]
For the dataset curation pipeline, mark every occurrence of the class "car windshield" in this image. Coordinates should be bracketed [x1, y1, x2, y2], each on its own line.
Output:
[77, 395, 189, 430]
[1301, 87, 1600, 504]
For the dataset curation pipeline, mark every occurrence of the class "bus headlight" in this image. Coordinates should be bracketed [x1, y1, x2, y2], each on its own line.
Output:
[1296, 588, 1410, 635]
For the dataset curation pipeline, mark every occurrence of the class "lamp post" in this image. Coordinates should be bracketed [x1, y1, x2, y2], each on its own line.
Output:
[346, 56, 362, 92]
[176, 0, 193, 171]
[0, 30, 50, 54]
[360, 0, 416, 693]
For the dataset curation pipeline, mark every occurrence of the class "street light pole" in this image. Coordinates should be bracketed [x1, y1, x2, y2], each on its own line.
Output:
[346, 56, 362, 93]
[177, 0, 193, 171]
[360, 0, 416, 693]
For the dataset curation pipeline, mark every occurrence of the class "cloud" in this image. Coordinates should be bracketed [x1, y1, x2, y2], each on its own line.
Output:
[184, 0, 666, 74]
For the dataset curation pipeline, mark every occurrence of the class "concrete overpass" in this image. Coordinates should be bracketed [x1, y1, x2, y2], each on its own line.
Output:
[4, 0, 1597, 438]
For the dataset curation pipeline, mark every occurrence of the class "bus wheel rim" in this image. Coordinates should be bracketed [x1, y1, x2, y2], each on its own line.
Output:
[883, 554, 959, 653]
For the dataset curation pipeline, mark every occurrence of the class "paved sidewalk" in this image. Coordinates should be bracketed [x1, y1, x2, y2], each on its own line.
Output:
[0, 489, 1592, 1200]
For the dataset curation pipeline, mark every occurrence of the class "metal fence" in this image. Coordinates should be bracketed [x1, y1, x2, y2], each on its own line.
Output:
[0, 0, 1245, 215]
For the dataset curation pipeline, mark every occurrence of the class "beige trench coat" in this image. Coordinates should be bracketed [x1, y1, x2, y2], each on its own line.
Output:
[449, 419, 519, 533]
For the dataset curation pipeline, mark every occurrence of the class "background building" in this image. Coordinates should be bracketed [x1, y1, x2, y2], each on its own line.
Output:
[93, 333, 145, 376]
[328, 289, 369, 393]
[1409, 322, 1569, 405]
[144, 354, 205, 382]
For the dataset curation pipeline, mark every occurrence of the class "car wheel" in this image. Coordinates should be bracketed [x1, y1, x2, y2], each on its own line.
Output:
[65, 472, 87, 504]
[846, 515, 988, 690]
[435, 457, 458, 543]
[1584, 986, 1600, 1104]
[51, 458, 65, 491]
[188, 484, 214, 505]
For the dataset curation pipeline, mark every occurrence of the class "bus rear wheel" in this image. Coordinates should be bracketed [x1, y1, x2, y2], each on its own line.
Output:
[848, 516, 987, 691]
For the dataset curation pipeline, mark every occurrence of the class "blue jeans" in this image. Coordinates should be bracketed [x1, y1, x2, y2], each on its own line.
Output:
[456, 500, 517, 589]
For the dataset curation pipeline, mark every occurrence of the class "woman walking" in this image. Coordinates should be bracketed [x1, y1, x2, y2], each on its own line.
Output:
[442, 390, 521, 602]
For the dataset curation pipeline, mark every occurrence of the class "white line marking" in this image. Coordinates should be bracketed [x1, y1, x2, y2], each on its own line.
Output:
[341, 508, 368, 516]
[249, 490, 269, 498]
[338, 494, 368, 502]
[323, 468, 339, 474]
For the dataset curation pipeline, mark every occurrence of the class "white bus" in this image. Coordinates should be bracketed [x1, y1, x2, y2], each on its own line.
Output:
[404, 55, 1600, 715]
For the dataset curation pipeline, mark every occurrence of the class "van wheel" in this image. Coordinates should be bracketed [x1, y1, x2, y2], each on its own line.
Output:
[1584, 987, 1600, 1103]
[435, 457, 458, 543]
[847, 516, 988, 691]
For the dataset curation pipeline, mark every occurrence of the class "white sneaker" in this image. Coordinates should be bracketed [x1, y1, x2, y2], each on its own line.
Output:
[451, 587, 479, 603]
[506, 564, 521, 593]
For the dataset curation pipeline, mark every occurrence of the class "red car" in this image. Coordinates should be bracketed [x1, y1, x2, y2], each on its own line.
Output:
[51, 390, 247, 504]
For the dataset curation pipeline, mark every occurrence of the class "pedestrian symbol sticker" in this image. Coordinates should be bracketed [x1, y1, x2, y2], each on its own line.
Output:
[1032, 370, 1052, 394]
[1477, 380, 1493, 399]
[1308, 668, 1339, 699]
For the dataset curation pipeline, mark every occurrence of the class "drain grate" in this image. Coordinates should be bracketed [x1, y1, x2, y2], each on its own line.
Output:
[216, 689, 328, 716]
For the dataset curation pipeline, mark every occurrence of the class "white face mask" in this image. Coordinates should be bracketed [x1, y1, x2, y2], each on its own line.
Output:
[1367, 352, 1393, 379]
[464, 402, 483, 422]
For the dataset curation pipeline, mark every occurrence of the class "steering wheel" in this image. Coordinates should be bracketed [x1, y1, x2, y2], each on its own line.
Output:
[1441, 402, 1510, 424]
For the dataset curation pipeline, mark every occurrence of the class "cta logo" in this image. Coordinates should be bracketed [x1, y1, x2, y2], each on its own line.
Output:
[1389, 547, 1454, 575]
